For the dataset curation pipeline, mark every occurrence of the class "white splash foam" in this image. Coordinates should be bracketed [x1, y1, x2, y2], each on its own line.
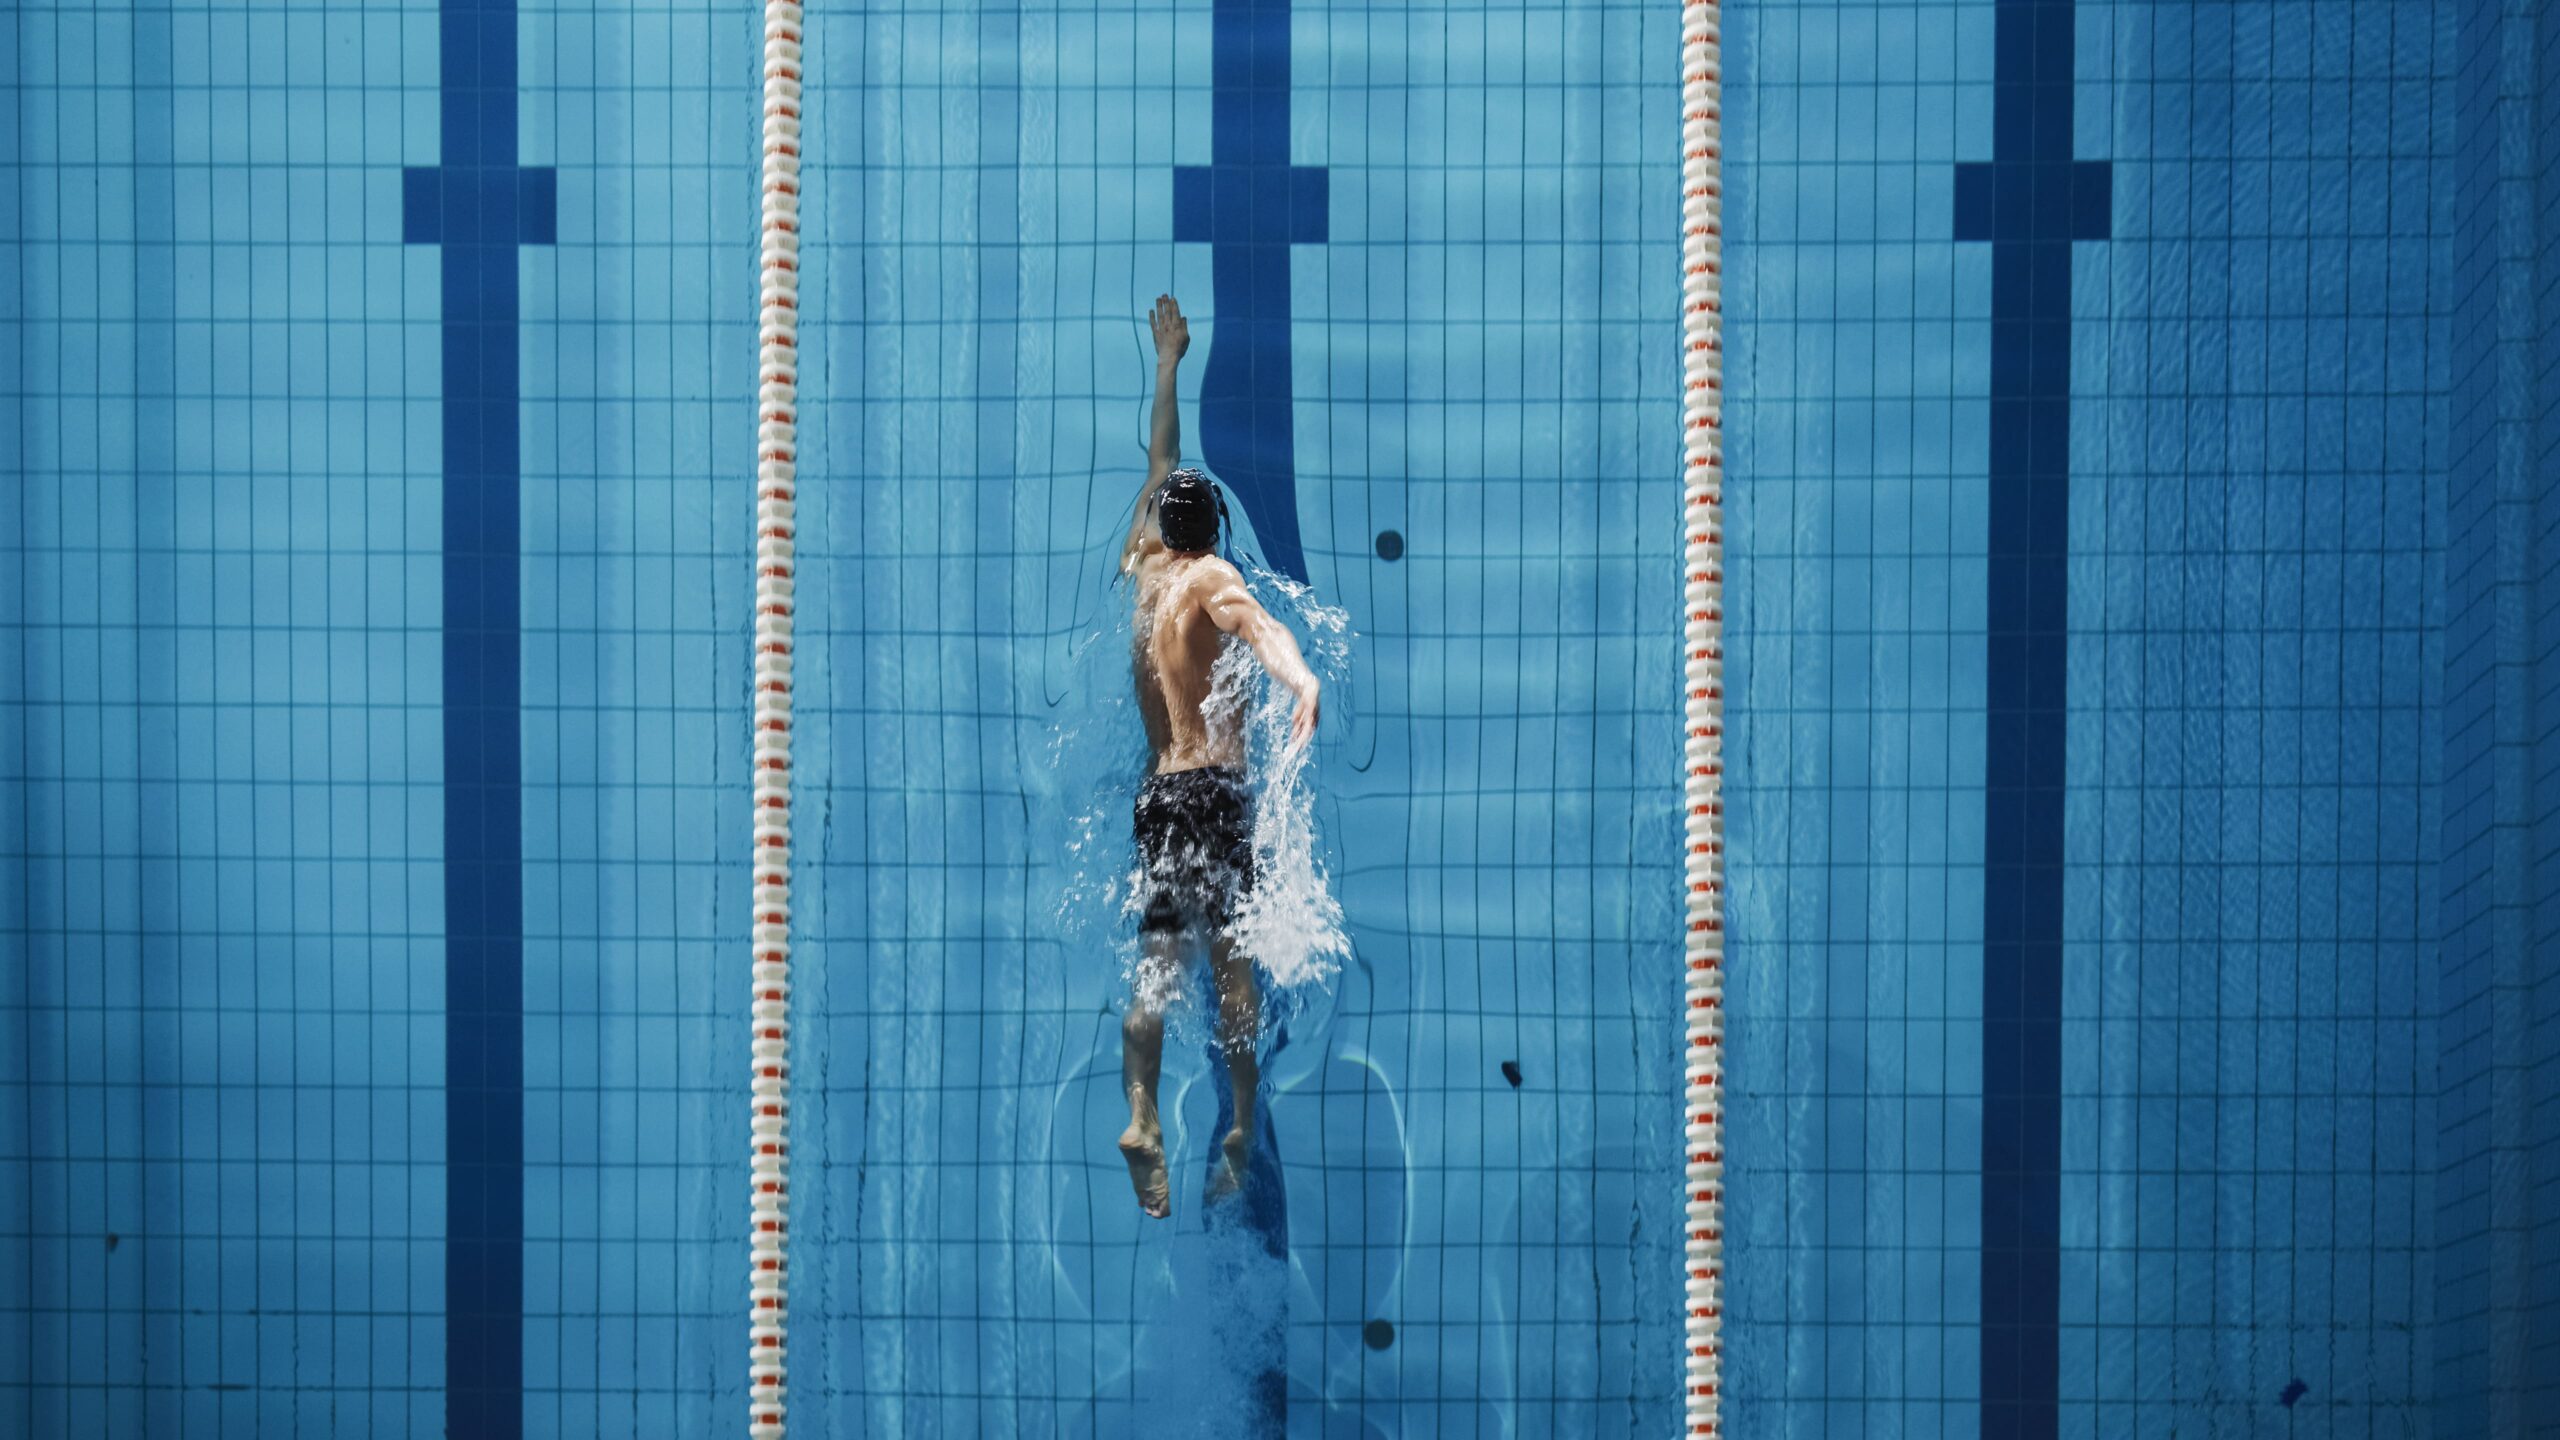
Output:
[1204, 577, 1352, 991]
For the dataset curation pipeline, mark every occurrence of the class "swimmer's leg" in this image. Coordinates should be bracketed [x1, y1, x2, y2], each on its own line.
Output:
[1205, 933, 1261, 1201]
[1119, 927, 1181, 1219]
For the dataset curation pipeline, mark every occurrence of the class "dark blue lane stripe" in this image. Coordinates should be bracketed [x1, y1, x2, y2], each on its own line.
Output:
[400, 2, 555, 1432]
[1169, 17, 1305, 1422]
[1173, 0, 1326, 582]
[1952, 2, 2108, 1434]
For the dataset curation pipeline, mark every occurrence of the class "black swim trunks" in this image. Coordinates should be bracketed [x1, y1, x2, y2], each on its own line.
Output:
[1133, 765, 1256, 933]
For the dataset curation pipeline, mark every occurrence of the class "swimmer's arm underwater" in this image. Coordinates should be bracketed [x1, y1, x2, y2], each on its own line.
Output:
[1122, 294, 1192, 575]
[1202, 568, 1323, 755]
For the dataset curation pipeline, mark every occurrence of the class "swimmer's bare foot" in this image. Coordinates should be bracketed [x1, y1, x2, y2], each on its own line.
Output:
[1120, 1124, 1171, 1219]
[1206, 1126, 1252, 1203]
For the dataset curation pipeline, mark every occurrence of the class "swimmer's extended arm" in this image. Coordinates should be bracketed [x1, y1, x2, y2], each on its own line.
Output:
[1203, 568, 1322, 755]
[1123, 294, 1192, 574]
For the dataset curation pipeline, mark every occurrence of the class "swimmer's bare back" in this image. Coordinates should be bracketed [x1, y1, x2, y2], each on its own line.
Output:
[1130, 553, 1262, 773]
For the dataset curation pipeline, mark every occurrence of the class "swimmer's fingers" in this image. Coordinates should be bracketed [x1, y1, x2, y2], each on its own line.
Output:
[1287, 690, 1319, 753]
[1151, 295, 1190, 359]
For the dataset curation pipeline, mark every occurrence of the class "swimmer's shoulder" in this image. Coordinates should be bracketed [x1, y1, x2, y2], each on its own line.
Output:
[1181, 552, 1244, 592]
[1169, 555, 1244, 619]
[1121, 531, 1167, 580]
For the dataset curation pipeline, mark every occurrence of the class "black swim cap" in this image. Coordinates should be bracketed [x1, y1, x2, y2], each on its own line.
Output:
[1156, 467, 1223, 553]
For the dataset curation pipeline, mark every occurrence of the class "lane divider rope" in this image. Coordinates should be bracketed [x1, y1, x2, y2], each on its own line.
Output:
[749, 0, 803, 1434]
[1680, 0, 1726, 1429]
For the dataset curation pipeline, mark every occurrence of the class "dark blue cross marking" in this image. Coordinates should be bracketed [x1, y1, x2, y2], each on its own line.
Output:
[1953, 3, 2108, 1436]
[400, 2, 554, 1433]
[1173, 0, 1326, 582]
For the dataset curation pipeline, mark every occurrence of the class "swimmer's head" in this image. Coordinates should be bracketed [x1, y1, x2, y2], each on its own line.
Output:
[1154, 467, 1225, 554]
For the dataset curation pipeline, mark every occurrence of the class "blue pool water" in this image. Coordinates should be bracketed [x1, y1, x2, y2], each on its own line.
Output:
[9, 0, 2560, 1436]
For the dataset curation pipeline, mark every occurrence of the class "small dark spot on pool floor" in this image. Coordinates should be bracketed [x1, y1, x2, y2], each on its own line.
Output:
[1375, 530, 1404, 561]
[1500, 1060, 1523, 1088]
[1363, 1319, 1395, 1351]
[2280, 1378, 2308, 1408]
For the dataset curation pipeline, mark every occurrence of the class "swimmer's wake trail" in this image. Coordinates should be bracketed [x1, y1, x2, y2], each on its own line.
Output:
[1144, 1021, 1290, 1438]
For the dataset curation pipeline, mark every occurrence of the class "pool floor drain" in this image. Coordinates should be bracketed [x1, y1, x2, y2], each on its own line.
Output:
[1362, 1319, 1395, 1350]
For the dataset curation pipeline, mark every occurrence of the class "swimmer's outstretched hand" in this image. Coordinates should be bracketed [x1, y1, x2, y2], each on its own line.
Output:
[1286, 679, 1321, 758]
[1151, 294, 1190, 364]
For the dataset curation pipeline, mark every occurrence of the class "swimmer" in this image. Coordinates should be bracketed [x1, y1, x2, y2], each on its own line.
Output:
[1115, 294, 1322, 1219]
